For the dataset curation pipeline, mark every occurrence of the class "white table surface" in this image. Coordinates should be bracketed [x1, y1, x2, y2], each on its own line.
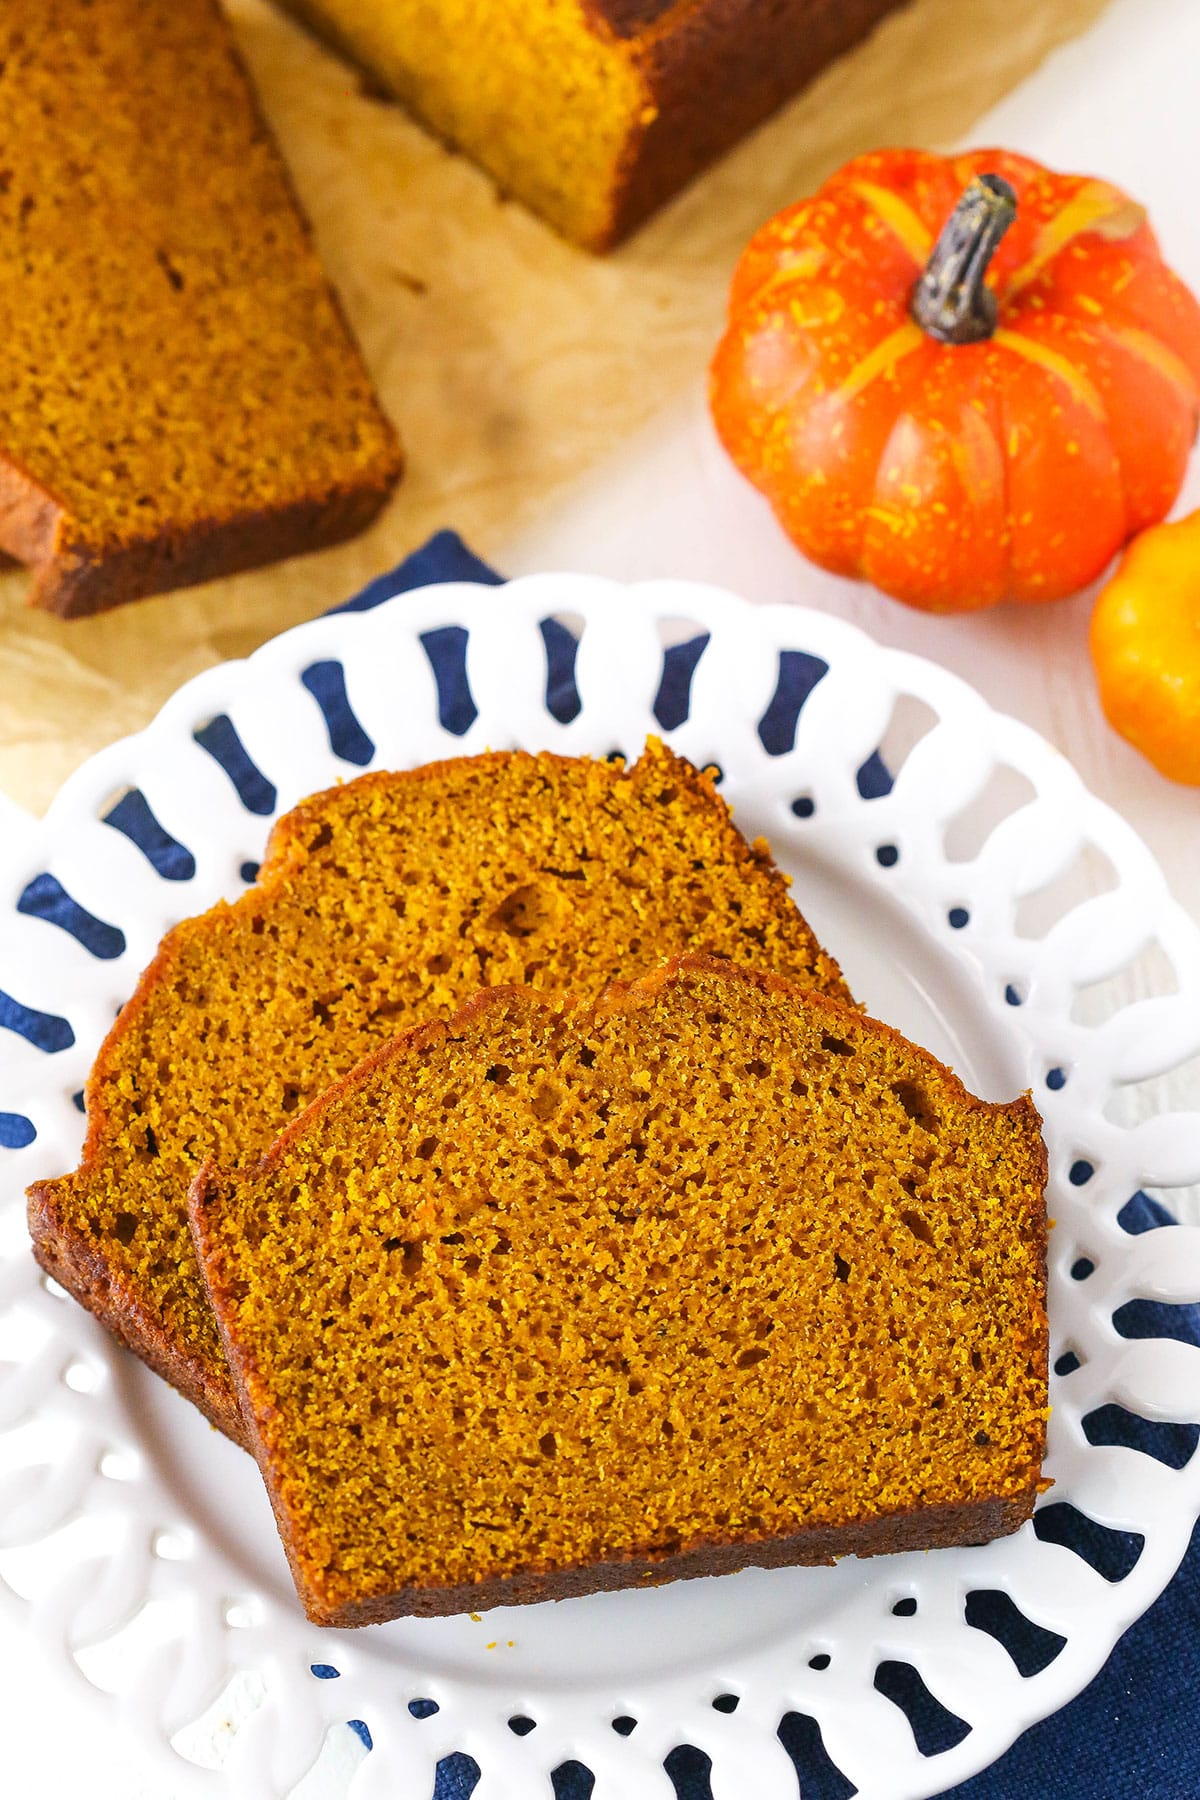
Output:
[4, 0, 1199, 1794]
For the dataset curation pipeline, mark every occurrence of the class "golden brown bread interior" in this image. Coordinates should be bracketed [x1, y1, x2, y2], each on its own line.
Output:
[277, 0, 907, 249]
[0, 0, 402, 617]
[189, 954, 1049, 1626]
[28, 741, 849, 1440]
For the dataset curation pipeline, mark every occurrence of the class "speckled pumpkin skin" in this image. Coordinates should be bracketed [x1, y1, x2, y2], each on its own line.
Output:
[711, 147, 1200, 613]
[1090, 508, 1200, 785]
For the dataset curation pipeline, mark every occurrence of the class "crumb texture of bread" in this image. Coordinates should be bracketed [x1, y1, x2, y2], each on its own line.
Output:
[0, 0, 402, 617]
[189, 955, 1049, 1625]
[28, 743, 848, 1437]
[277, 0, 906, 249]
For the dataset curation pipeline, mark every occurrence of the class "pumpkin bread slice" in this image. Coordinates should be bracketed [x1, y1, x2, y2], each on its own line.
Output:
[188, 954, 1049, 1625]
[277, 0, 906, 251]
[0, 0, 402, 617]
[28, 741, 850, 1442]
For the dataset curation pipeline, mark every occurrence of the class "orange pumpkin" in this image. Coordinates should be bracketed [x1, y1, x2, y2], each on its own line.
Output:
[710, 148, 1200, 613]
[1090, 509, 1200, 785]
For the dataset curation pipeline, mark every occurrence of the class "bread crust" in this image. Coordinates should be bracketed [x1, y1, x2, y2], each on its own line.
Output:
[17, 476, 400, 621]
[599, 0, 910, 249]
[305, 1492, 1041, 1625]
[189, 953, 1049, 1625]
[27, 1178, 249, 1444]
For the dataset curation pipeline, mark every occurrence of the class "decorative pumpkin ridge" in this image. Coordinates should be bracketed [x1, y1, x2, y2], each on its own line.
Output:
[710, 148, 1200, 612]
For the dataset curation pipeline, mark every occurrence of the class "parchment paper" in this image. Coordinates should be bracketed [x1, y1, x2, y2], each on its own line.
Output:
[0, 0, 1112, 814]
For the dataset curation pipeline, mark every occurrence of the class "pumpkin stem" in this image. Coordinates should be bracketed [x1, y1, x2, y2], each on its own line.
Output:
[911, 174, 1017, 345]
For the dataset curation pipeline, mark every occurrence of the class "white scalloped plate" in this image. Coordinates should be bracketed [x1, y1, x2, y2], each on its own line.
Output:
[1, 575, 1199, 1800]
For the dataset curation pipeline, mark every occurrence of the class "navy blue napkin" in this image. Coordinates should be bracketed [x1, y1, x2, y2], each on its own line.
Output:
[6, 531, 1196, 1797]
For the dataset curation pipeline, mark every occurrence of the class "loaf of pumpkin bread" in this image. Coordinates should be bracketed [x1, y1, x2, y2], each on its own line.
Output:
[0, 0, 402, 617]
[277, 0, 907, 250]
